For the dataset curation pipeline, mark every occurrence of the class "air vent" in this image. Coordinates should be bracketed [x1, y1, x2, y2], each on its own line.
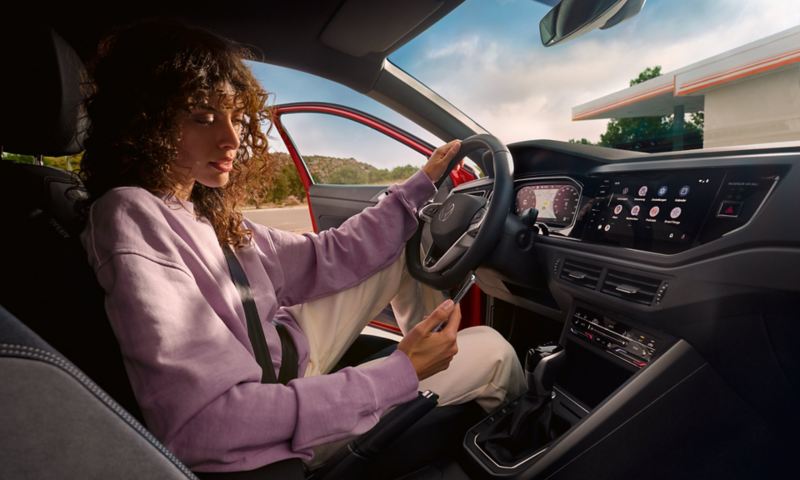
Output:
[559, 259, 602, 290]
[601, 269, 665, 305]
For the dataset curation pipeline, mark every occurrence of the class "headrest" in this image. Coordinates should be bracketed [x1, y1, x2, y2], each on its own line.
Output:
[0, 25, 87, 156]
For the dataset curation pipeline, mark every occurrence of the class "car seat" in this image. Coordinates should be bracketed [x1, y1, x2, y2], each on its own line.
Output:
[0, 24, 144, 420]
[0, 304, 198, 478]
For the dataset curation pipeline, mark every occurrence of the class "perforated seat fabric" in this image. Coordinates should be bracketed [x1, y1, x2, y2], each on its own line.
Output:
[0, 305, 197, 479]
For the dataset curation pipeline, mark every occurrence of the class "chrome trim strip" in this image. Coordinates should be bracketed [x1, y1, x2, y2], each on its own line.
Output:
[472, 433, 548, 470]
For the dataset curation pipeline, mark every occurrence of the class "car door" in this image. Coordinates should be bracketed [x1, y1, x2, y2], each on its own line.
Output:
[270, 102, 482, 331]
[273, 103, 436, 230]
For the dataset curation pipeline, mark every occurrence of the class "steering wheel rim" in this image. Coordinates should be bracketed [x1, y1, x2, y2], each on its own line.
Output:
[406, 133, 514, 290]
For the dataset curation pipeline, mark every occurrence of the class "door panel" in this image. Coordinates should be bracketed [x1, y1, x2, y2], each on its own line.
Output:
[274, 103, 434, 232]
[308, 184, 387, 231]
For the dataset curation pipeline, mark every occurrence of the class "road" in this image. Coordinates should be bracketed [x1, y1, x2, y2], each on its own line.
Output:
[243, 205, 313, 233]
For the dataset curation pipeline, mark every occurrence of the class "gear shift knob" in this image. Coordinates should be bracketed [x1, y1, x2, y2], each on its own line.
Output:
[525, 344, 565, 398]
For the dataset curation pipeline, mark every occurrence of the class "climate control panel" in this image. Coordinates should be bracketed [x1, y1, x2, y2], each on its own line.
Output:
[569, 307, 661, 368]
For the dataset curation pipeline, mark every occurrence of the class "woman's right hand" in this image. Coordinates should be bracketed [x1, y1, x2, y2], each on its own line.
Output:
[397, 299, 461, 380]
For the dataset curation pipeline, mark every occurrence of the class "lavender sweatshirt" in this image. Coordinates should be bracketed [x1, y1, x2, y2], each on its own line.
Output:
[81, 170, 436, 472]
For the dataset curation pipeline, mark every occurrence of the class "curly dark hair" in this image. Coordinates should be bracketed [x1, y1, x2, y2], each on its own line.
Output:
[80, 20, 271, 247]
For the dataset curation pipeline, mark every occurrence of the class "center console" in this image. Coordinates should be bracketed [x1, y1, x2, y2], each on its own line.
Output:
[462, 304, 676, 478]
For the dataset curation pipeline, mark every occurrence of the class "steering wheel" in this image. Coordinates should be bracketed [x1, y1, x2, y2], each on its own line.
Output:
[406, 134, 514, 290]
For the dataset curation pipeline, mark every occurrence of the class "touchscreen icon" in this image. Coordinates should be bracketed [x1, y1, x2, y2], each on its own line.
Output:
[679, 185, 690, 197]
[649, 206, 660, 217]
[622, 187, 630, 195]
[604, 224, 611, 232]
[657, 186, 668, 196]
[638, 186, 648, 197]
[613, 204, 623, 215]
[670, 207, 682, 219]
[631, 205, 641, 216]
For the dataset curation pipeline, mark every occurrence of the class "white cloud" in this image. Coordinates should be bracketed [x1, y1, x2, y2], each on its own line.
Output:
[425, 35, 482, 60]
[407, 0, 800, 145]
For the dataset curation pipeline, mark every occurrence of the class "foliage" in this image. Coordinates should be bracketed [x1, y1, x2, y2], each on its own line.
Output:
[304, 155, 417, 185]
[629, 66, 662, 86]
[243, 152, 419, 208]
[598, 66, 704, 153]
[1, 151, 83, 172]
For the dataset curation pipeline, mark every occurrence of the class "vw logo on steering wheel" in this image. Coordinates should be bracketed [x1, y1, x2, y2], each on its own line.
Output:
[438, 203, 456, 222]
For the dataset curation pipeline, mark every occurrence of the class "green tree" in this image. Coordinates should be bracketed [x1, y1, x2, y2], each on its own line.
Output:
[327, 163, 369, 184]
[599, 66, 703, 152]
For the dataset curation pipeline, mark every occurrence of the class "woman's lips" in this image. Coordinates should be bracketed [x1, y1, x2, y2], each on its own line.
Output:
[210, 160, 233, 173]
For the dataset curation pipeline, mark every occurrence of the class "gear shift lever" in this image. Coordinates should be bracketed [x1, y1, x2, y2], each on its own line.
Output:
[477, 343, 567, 465]
[526, 344, 566, 398]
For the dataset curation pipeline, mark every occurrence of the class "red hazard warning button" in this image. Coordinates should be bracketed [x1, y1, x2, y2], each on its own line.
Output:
[717, 200, 743, 218]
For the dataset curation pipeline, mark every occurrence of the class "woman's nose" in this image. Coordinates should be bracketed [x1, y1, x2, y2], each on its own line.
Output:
[219, 117, 241, 151]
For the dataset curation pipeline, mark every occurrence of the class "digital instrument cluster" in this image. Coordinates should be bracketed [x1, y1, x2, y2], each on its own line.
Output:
[515, 179, 581, 229]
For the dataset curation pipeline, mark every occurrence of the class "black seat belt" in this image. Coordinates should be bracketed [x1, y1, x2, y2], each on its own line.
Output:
[196, 247, 305, 479]
[222, 245, 298, 384]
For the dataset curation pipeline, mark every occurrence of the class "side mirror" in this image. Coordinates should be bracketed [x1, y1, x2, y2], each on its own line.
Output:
[539, 0, 645, 47]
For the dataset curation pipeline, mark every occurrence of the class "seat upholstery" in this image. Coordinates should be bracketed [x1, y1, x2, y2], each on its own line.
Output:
[0, 305, 197, 479]
[0, 25, 143, 420]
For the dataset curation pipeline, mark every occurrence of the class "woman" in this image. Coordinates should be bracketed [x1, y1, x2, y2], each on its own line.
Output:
[79, 20, 525, 474]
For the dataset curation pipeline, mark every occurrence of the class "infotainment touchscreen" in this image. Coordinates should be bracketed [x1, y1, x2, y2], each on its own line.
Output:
[580, 170, 724, 253]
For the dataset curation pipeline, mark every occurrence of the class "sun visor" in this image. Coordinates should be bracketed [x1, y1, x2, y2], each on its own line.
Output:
[320, 0, 445, 57]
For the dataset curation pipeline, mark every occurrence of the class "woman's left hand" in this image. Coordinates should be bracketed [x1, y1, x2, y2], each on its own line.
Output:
[421, 140, 461, 182]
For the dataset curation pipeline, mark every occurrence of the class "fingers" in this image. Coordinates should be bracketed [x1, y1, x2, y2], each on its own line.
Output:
[442, 139, 461, 161]
[418, 299, 455, 334]
[443, 303, 462, 335]
[422, 139, 462, 182]
[431, 140, 460, 163]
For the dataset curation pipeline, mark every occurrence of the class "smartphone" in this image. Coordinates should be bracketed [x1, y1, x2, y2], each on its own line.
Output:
[433, 273, 476, 332]
[452, 272, 477, 304]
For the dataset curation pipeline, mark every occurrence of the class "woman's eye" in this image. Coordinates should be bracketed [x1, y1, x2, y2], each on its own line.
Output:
[194, 114, 215, 125]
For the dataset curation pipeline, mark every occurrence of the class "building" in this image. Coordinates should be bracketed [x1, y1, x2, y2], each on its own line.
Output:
[572, 26, 800, 149]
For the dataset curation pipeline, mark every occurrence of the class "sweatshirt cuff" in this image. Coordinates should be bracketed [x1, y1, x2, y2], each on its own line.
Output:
[394, 170, 436, 210]
[360, 349, 419, 414]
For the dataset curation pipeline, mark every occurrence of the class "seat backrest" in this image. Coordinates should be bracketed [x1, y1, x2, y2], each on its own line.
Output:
[0, 25, 143, 420]
[0, 304, 197, 479]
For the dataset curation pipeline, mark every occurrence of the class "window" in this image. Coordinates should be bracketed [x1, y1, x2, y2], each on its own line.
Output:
[279, 112, 430, 185]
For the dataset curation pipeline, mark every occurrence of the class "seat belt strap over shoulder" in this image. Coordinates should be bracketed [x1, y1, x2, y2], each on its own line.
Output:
[222, 245, 297, 384]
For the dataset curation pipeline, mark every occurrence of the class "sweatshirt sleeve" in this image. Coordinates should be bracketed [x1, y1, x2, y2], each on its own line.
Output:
[256, 170, 436, 306]
[84, 189, 418, 471]
[92, 252, 418, 469]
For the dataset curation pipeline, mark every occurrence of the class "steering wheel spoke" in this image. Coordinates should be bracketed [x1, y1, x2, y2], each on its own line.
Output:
[406, 134, 514, 289]
[418, 202, 442, 224]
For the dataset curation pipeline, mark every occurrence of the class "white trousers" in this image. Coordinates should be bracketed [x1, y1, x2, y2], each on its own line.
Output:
[284, 253, 526, 465]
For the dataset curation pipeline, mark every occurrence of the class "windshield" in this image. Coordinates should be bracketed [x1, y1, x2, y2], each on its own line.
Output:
[390, 0, 800, 152]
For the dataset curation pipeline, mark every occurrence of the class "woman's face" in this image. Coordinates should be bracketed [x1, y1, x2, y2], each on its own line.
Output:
[171, 84, 243, 199]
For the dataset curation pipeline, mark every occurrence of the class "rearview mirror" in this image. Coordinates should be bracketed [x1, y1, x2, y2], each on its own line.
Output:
[540, 0, 645, 47]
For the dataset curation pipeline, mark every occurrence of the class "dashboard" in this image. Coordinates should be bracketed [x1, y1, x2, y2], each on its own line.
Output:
[514, 165, 783, 254]
[461, 140, 800, 479]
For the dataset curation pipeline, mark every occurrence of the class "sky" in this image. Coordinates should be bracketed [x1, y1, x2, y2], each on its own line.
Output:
[249, 0, 800, 168]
